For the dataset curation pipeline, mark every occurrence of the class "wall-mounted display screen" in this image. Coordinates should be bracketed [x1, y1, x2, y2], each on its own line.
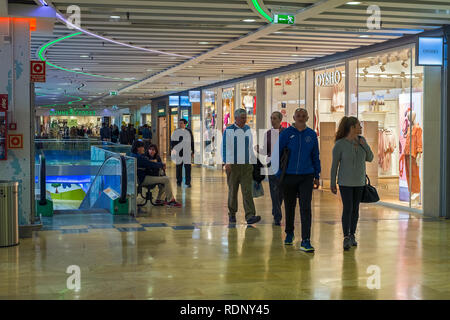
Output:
[189, 90, 200, 102]
[180, 96, 191, 107]
[169, 96, 179, 106]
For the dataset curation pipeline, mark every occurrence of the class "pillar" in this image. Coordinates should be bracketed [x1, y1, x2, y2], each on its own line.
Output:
[0, 18, 34, 226]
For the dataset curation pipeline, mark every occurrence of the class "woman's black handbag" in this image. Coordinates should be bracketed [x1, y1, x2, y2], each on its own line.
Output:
[361, 175, 380, 203]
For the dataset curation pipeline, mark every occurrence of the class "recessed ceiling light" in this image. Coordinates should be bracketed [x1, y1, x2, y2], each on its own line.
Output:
[80, 55, 89, 58]
[146, 69, 152, 71]
[198, 42, 209, 45]
[291, 54, 299, 57]
[359, 35, 370, 38]
[220, 52, 229, 55]
[242, 19, 256, 22]
[110, 15, 120, 19]
[346, 1, 361, 4]
[72, 68, 81, 71]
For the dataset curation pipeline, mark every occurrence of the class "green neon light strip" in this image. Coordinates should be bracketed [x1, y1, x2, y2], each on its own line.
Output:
[251, 0, 273, 22]
[37, 94, 83, 108]
[38, 32, 138, 82]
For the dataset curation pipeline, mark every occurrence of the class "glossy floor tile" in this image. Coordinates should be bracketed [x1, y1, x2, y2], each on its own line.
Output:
[0, 166, 449, 300]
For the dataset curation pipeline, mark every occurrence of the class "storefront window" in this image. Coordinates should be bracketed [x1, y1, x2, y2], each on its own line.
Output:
[314, 64, 346, 188]
[357, 46, 423, 209]
[237, 80, 257, 129]
[202, 89, 218, 166]
[222, 87, 235, 131]
[267, 71, 305, 128]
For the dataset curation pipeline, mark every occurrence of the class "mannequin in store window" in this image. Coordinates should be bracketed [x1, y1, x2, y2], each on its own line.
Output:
[243, 92, 254, 114]
[400, 110, 422, 201]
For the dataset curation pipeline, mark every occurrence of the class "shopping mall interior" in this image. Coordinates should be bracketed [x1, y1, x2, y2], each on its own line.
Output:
[0, 0, 450, 303]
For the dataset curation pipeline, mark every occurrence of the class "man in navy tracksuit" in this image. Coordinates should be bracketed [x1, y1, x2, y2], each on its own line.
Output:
[277, 108, 321, 252]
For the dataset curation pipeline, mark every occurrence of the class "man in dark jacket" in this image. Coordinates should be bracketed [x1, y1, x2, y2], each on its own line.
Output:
[119, 125, 128, 145]
[127, 124, 136, 145]
[100, 123, 111, 141]
[276, 108, 320, 252]
[171, 119, 194, 187]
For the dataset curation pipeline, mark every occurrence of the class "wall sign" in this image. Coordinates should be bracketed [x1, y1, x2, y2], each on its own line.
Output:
[158, 108, 166, 116]
[189, 90, 200, 102]
[30, 61, 46, 82]
[0, 94, 7, 111]
[49, 108, 96, 116]
[416, 37, 443, 66]
[315, 70, 342, 87]
[8, 134, 23, 149]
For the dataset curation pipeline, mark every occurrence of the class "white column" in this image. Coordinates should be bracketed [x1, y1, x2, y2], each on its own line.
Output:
[0, 18, 33, 225]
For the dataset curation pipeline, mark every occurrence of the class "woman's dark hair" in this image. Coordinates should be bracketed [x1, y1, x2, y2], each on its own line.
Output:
[335, 116, 359, 142]
[131, 140, 145, 154]
[148, 144, 159, 156]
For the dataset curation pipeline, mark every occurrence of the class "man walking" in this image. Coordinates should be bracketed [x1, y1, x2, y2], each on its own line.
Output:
[171, 119, 194, 187]
[277, 108, 320, 252]
[223, 108, 261, 225]
[256, 111, 284, 226]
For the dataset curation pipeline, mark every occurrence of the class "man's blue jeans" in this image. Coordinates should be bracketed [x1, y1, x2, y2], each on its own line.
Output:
[268, 175, 283, 223]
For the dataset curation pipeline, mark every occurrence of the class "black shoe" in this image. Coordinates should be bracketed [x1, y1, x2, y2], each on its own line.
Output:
[350, 234, 358, 246]
[343, 236, 351, 251]
[274, 220, 281, 226]
[246, 215, 261, 225]
[229, 216, 236, 223]
[177, 182, 182, 187]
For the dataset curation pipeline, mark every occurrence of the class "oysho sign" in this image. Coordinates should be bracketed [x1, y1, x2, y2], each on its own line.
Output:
[49, 108, 96, 116]
[315, 70, 342, 87]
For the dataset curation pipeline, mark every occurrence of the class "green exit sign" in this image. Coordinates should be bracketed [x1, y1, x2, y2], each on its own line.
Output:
[273, 14, 295, 25]
[110, 91, 118, 96]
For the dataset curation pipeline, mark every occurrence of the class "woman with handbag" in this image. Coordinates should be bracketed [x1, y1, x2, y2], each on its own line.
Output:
[330, 116, 374, 251]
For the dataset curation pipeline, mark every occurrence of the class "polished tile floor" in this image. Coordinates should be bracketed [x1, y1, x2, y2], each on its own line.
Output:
[1, 166, 449, 300]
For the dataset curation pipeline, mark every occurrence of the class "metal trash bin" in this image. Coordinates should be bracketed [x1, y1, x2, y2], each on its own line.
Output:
[0, 181, 19, 247]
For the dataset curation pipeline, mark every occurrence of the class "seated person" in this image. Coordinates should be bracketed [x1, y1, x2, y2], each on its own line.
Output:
[146, 144, 163, 165]
[131, 140, 181, 207]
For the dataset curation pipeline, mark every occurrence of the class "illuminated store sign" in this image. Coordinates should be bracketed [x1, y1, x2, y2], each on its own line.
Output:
[49, 108, 96, 116]
[417, 37, 443, 66]
[169, 96, 179, 106]
[189, 90, 200, 102]
[315, 70, 342, 87]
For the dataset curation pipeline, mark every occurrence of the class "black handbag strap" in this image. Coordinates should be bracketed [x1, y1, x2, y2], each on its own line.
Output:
[366, 174, 371, 186]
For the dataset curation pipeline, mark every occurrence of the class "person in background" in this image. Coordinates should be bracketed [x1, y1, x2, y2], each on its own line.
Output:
[69, 126, 77, 139]
[111, 124, 119, 143]
[119, 125, 128, 145]
[171, 119, 194, 187]
[222, 108, 261, 225]
[131, 140, 181, 207]
[142, 124, 152, 146]
[330, 116, 374, 251]
[127, 124, 136, 145]
[256, 111, 284, 226]
[277, 108, 320, 252]
[100, 122, 111, 141]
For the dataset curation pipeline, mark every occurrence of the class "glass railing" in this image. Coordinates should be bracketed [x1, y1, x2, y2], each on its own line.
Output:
[34, 139, 130, 165]
[80, 146, 137, 215]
